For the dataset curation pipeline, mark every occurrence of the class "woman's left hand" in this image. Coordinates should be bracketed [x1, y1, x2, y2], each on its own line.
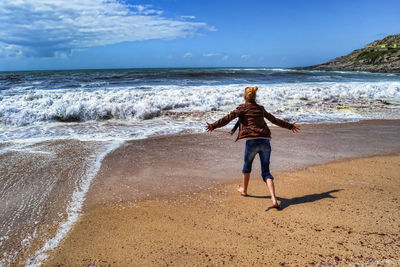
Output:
[206, 122, 214, 133]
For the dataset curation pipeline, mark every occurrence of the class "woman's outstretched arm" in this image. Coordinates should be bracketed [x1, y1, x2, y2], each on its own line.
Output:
[206, 107, 242, 132]
[263, 107, 300, 133]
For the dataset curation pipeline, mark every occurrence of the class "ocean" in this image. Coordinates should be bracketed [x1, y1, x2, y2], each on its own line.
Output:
[1, 68, 400, 142]
[1, 67, 400, 265]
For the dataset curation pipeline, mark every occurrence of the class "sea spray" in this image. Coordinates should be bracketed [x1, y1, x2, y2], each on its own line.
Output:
[1, 81, 400, 144]
[1, 82, 400, 127]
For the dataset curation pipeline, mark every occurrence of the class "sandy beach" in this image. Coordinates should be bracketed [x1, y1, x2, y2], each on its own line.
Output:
[37, 120, 400, 266]
[45, 154, 400, 266]
[83, 120, 400, 211]
[2, 2, 400, 265]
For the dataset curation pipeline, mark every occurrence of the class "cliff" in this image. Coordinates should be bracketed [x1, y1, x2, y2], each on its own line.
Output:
[302, 34, 400, 73]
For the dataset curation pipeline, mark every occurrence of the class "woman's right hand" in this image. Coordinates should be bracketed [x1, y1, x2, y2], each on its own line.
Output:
[291, 122, 300, 133]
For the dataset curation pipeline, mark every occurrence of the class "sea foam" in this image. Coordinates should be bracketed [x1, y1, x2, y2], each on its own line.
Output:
[1, 82, 400, 143]
[1, 82, 399, 126]
[24, 140, 123, 267]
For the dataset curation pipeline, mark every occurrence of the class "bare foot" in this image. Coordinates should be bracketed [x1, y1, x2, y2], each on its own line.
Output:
[237, 185, 248, 196]
[265, 202, 281, 212]
[272, 200, 280, 209]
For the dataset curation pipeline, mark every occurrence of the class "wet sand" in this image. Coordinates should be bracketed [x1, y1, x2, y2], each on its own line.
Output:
[0, 140, 118, 265]
[84, 120, 400, 210]
[40, 120, 400, 266]
[45, 154, 400, 266]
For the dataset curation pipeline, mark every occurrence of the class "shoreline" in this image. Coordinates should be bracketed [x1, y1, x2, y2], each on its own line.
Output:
[45, 153, 400, 266]
[83, 119, 400, 211]
[295, 66, 400, 74]
[3, 119, 400, 265]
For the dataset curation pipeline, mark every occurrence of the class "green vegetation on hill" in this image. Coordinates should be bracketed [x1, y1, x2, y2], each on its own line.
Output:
[356, 49, 399, 64]
[303, 34, 400, 73]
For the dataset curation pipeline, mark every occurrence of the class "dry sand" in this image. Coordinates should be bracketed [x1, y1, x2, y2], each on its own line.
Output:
[45, 154, 400, 266]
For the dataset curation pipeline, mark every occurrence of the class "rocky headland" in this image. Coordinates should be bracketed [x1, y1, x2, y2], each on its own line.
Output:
[302, 34, 400, 73]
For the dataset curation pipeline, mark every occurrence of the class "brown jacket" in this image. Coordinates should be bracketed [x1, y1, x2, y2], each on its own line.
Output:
[210, 100, 294, 140]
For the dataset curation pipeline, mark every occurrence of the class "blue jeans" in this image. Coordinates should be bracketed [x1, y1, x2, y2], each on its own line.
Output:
[242, 138, 274, 181]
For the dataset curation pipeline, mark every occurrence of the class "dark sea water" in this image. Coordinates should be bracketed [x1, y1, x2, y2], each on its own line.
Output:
[0, 68, 400, 265]
[1, 68, 400, 142]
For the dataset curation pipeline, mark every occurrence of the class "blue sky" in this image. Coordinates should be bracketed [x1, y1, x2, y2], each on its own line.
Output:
[0, 0, 399, 71]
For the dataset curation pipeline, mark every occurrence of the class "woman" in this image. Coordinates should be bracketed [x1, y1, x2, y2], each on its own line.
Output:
[205, 86, 300, 208]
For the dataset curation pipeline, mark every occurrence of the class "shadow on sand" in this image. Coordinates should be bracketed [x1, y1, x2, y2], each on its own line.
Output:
[245, 189, 342, 211]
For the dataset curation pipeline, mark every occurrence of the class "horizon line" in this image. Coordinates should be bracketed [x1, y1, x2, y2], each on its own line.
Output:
[0, 66, 304, 73]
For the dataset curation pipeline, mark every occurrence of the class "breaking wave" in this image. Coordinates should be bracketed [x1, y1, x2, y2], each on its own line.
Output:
[1, 82, 399, 127]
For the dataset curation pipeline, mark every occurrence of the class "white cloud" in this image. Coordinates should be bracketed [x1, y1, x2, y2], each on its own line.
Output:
[132, 4, 163, 15]
[181, 15, 196, 19]
[183, 52, 192, 58]
[203, 53, 220, 57]
[222, 55, 229, 60]
[0, 0, 214, 57]
[0, 43, 23, 57]
[241, 54, 250, 60]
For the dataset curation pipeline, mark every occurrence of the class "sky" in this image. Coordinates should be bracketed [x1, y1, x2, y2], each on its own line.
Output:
[0, 0, 399, 71]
